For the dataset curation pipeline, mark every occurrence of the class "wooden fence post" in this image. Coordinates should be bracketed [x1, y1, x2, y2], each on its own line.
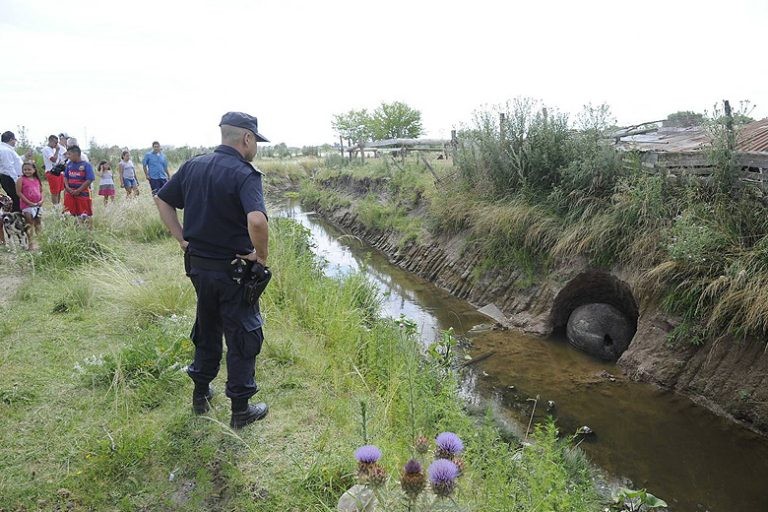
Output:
[724, 99, 735, 151]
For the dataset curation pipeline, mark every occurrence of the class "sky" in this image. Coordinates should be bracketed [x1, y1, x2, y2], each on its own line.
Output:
[1, 0, 766, 150]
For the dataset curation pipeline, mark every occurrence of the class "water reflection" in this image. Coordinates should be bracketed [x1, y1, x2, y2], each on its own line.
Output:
[277, 204, 768, 512]
[281, 207, 487, 340]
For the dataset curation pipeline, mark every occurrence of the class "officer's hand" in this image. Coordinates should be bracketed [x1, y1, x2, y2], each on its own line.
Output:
[236, 250, 265, 266]
[179, 240, 189, 251]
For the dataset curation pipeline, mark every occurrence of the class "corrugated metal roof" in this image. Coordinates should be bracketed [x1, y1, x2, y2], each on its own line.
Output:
[616, 126, 711, 152]
[737, 119, 768, 152]
[615, 118, 768, 154]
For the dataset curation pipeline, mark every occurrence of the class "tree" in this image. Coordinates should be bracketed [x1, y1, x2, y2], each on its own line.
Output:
[663, 111, 705, 128]
[331, 109, 373, 145]
[370, 101, 423, 140]
[15, 125, 32, 151]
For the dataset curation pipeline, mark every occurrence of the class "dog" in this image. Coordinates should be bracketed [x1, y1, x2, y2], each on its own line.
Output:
[0, 194, 30, 249]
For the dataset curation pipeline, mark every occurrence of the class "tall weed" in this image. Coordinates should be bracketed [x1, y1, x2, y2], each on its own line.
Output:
[35, 216, 115, 270]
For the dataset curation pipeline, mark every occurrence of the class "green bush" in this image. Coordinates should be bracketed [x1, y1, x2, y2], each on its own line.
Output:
[456, 98, 576, 199]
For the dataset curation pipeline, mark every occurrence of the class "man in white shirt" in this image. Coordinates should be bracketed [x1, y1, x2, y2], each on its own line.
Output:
[67, 137, 89, 162]
[0, 130, 23, 212]
[42, 134, 65, 206]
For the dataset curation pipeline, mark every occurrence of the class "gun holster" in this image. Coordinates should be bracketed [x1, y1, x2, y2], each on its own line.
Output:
[244, 263, 272, 306]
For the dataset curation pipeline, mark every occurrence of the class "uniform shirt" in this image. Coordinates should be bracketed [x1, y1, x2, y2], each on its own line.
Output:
[157, 145, 267, 259]
[64, 160, 95, 197]
[0, 142, 23, 181]
[142, 151, 168, 179]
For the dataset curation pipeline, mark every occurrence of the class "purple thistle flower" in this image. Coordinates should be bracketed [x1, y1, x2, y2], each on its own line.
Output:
[428, 459, 459, 498]
[435, 432, 464, 459]
[355, 445, 382, 464]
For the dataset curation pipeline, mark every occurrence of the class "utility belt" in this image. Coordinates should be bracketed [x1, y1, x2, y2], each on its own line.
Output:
[185, 253, 271, 305]
[187, 255, 235, 273]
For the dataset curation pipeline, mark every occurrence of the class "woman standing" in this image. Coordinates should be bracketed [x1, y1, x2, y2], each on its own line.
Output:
[118, 150, 139, 198]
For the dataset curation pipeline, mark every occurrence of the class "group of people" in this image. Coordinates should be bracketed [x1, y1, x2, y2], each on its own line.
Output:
[3, 112, 273, 431]
[0, 131, 171, 249]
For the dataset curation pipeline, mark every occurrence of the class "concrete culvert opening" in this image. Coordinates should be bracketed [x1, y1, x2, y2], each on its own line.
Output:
[550, 272, 639, 361]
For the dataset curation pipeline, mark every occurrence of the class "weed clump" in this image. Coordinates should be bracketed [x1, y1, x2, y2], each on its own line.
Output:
[35, 216, 115, 269]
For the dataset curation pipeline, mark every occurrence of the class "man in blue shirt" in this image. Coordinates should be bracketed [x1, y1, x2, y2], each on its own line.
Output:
[142, 141, 169, 195]
[155, 112, 270, 429]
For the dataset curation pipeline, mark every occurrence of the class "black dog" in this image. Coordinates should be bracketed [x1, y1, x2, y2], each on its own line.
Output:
[0, 195, 30, 248]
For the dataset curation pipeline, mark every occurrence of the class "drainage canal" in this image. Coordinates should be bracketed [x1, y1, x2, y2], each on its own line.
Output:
[278, 203, 768, 512]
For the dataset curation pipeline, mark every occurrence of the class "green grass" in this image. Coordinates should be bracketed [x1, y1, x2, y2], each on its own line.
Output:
[0, 193, 600, 510]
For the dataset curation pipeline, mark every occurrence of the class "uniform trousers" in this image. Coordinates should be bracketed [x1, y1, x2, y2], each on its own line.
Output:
[186, 267, 264, 400]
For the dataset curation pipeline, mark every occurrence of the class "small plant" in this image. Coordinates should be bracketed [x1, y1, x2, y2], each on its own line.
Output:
[0, 382, 35, 405]
[427, 328, 457, 369]
[614, 487, 668, 511]
[347, 432, 468, 511]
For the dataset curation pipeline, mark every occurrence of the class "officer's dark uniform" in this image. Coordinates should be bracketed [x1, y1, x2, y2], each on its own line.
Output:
[156, 145, 266, 402]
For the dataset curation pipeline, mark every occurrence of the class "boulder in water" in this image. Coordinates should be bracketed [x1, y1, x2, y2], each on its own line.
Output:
[566, 303, 635, 361]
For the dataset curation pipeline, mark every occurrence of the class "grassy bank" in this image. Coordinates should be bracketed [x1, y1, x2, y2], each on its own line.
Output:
[301, 105, 768, 346]
[0, 194, 599, 511]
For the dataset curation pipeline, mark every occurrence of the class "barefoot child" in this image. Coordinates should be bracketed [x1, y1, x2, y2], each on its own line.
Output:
[118, 150, 139, 198]
[16, 162, 43, 250]
[97, 160, 116, 205]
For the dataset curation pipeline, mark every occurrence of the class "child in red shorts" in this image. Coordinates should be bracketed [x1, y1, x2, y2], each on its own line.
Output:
[62, 145, 94, 224]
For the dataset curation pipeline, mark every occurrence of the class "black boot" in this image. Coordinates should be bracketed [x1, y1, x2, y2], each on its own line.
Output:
[230, 399, 268, 429]
[192, 385, 214, 415]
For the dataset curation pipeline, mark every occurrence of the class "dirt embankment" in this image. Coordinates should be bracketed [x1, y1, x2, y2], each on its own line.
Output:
[307, 177, 768, 435]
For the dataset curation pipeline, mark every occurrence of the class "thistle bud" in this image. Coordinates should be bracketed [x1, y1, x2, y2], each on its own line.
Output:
[414, 435, 430, 455]
[400, 459, 426, 500]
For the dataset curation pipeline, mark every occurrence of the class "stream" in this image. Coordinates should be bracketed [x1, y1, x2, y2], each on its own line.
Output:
[278, 204, 768, 512]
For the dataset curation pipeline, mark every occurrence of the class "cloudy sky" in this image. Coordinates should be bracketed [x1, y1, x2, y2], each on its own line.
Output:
[1, 0, 766, 149]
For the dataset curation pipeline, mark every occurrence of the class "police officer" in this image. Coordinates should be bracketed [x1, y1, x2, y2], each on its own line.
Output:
[156, 112, 270, 429]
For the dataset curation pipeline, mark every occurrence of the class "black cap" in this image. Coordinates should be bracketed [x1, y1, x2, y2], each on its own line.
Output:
[219, 112, 269, 142]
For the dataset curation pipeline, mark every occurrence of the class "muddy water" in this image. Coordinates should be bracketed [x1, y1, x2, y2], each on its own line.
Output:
[279, 205, 768, 512]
